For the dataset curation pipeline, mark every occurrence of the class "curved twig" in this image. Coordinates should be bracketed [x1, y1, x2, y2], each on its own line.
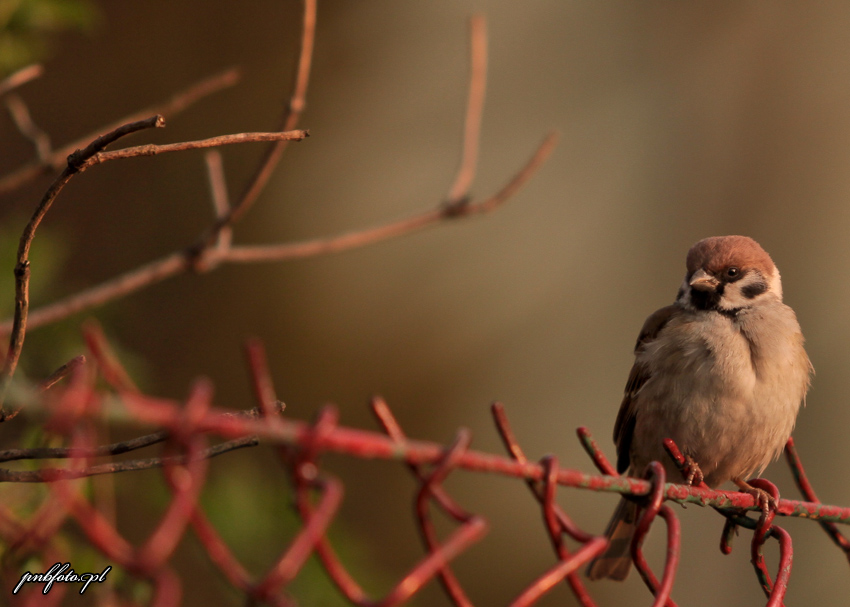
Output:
[0, 115, 166, 415]
[0, 67, 241, 195]
[0, 130, 556, 337]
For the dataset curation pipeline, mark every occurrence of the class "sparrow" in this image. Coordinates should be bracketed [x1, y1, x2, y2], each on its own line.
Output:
[586, 235, 812, 581]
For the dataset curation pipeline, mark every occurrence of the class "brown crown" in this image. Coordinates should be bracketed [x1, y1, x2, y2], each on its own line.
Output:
[686, 235, 775, 275]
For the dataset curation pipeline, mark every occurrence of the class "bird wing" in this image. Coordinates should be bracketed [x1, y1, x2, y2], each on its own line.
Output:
[613, 304, 678, 474]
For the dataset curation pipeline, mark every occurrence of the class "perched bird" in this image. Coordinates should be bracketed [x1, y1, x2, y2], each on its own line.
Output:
[586, 235, 812, 581]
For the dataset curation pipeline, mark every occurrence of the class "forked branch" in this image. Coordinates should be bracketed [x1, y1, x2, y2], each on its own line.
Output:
[0, 11, 557, 421]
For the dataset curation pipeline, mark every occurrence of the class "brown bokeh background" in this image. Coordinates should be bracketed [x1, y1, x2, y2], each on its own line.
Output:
[2, 1, 850, 605]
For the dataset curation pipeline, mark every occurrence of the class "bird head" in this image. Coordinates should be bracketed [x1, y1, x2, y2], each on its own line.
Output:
[677, 235, 782, 313]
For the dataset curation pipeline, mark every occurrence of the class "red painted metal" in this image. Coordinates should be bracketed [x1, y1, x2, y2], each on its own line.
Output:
[785, 437, 850, 563]
[2, 336, 848, 606]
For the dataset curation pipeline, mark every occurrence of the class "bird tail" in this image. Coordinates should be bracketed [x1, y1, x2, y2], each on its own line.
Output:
[586, 498, 638, 581]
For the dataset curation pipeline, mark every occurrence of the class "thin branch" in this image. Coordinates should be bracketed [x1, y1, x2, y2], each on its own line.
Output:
[221, 131, 559, 263]
[0, 436, 259, 482]
[0, 355, 88, 422]
[0, 116, 166, 416]
[0, 131, 557, 335]
[0, 64, 44, 98]
[0, 67, 241, 195]
[205, 150, 230, 219]
[67, 115, 167, 168]
[0, 403, 277, 463]
[446, 15, 488, 203]
[284, 0, 317, 130]
[38, 355, 87, 392]
[5, 94, 52, 162]
[3, 253, 188, 333]
[77, 129, 309, 168]
[204, 150, 232, 253]
[0, 13, 557, 390]
[0, 430, 168, 464]
[199, 0, 317, 244]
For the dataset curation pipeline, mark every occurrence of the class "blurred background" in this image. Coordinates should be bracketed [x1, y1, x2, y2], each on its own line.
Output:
[1, 1, 849, 605]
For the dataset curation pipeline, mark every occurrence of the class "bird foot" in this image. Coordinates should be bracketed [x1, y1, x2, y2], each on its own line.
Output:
[683, 454, 705, 486]
[734, 478, 777, 520]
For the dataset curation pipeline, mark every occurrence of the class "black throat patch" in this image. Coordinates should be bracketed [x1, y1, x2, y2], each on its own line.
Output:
[688, 284, 741, 318]
[688, 283, 724, 311]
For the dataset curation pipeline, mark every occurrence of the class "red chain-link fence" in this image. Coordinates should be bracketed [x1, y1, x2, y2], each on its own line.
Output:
[0, 328, 848, 606]
[1, 2, 849, 605]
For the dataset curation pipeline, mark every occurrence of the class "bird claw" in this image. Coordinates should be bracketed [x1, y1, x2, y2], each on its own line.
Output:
[734, 478, 777, 520]
[683, 454, 705, 486]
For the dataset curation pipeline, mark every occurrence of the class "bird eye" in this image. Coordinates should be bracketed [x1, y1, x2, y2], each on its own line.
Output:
[724, 267, 741, 280]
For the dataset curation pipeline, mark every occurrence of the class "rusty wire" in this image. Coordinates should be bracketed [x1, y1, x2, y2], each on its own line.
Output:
[0, 333, 848, 606]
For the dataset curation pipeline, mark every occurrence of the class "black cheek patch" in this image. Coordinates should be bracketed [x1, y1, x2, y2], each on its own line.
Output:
[676, 286, 685, 300]
[741, 280, 768, 299]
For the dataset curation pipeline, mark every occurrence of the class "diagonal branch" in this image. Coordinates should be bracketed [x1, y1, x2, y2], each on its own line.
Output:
[199, 0, 317, 246]
[0, 116, 166, 416]
[221, 132, 558, 264]
[0, 9, 557, 436]
[0, 67, 241, 195]
[0, 64, 44, 98]
[0, 131, 557, 336]
[0, 10, 557, 338]
[5, 94, 52, 162]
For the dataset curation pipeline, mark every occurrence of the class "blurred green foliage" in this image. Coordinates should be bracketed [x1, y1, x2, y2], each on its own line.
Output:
[0, 0, 99, 76]
[195, 457, 383, 606]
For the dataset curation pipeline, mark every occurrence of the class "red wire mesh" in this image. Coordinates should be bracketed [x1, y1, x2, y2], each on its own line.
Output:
[2, 3, 847, 605]
[0, 331, 848, 606]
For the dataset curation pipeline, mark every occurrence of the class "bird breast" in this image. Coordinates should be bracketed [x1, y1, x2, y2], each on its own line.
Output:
[630, 300, 809, 487]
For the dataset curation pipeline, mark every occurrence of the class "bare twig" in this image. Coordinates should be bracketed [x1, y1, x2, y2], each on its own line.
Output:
[210, 0, 317, 234]
[2, 253, 188, 333]
[38, 355, 87, 393]
[0, 64, 43, 98]
[446, 15, 488, 203]
[0, 402, 279, 464]
[0, 124, 307, 410]
[0, 67, 241, 195]
[0, 131, 557, 336]
[0, 429, 168, 464]
[67, 115, 167, 168]
[284, 0, 316, 130]
[0, 355, 88, 422]
[0, 436, 258, 482]
[0, 12, 557, 421]
[221, 132, 559, 264]
[77, 129, 309, 168]
[204, 150, 233, 253]
[5, 94, 52, 162]
[0, 116, 166, 416]
[205, 150, 230, 218]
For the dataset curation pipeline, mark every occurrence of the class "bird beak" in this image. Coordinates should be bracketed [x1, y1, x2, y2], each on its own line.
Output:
[689, 269, 719, 292]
